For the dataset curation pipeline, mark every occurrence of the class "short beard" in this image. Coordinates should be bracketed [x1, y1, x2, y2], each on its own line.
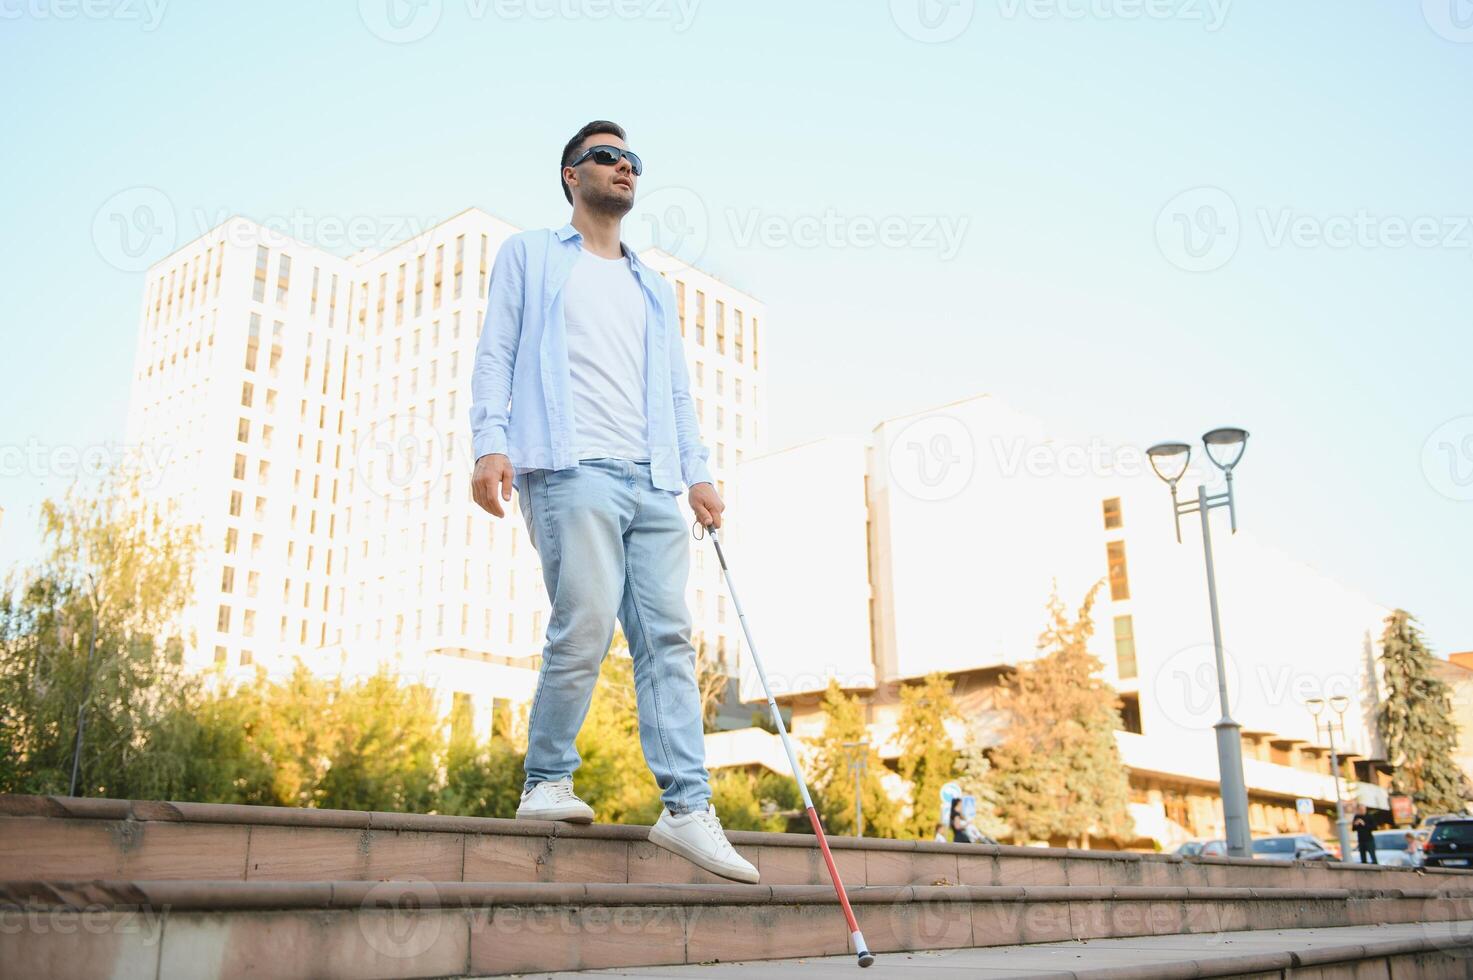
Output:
[582, 185, 634, 219]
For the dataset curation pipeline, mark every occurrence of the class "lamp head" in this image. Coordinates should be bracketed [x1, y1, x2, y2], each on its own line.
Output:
[1147, 442, 1193, 486]
[1203, 427, 1249, 472]
[1329, 694, 1350, 716]
[1306, 697, 1325, 718]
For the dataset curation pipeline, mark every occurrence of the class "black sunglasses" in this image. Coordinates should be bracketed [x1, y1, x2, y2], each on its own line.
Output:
[568, 144, 643, 176]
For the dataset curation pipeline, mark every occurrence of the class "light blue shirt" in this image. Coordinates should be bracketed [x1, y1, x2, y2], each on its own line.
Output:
[469, 223, 713, 493]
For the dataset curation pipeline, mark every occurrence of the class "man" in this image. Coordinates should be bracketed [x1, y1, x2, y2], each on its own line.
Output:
[1352, 805, 1377, 864]
[469, 121, 757, 884]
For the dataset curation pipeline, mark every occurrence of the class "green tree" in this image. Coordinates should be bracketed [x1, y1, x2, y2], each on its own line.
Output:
[0, 472, 199, 798]
[1377, 609, 1466, 815]
[807, 679, 899, 837]
[436, 694, 525, 818]
[316, 670, 442, 812]
[990, 583, 1132, 847]
[709, 769, 793, 832]
[895, 672, 960, 839]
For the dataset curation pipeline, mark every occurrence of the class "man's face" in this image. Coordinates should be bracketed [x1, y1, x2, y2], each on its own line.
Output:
[567, 133, 637, 215]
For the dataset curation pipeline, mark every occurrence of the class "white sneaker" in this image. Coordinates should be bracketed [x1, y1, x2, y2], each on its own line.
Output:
[648, 804, 760, 883]
[516, 778, 595, 823]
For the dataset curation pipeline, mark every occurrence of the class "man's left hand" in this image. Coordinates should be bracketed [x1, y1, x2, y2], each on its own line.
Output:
[689, 482, 725, 529]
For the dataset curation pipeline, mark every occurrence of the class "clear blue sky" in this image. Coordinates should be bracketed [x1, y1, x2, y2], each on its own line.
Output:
[2, 2, 1469, 650]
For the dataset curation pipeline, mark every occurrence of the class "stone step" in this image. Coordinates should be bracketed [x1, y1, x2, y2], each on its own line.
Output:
[561, 922, 1473, 979]
[2, 794, 1462, 893]
[5, 878, 1473, 978]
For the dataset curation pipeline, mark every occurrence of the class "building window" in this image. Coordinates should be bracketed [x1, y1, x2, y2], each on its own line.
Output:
[1118, 692, 1143, 734]
[252, 246, 268, 302]
[1106, 541, 1130, 601]
[276, 253, 291, 305]
[1114, 615, 1137, 680]
[1102, 497, 1122, 530]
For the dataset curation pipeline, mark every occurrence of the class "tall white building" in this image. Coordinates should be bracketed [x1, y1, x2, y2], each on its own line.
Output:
[716, 394, 1394, 848]
[125, 210, 767, 730]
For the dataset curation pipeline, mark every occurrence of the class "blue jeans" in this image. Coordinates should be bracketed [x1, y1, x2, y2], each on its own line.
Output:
[513, 458, 710, 814]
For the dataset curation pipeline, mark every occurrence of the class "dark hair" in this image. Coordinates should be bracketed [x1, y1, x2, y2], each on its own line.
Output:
[560, 120, 627, 204]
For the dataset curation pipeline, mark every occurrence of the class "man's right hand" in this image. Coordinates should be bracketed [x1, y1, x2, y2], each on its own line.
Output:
[472, 453, 515, 517]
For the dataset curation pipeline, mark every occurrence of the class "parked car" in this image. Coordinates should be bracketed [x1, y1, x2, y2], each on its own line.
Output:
[1198, 839, 1228, 857]
[1251, 834, 1334, 861]
[1422, 818, 1473, 869]
[1172, 841, 1210, 858]
[1419, 813, 1468, 831]
[1349, 830, 1421, 867]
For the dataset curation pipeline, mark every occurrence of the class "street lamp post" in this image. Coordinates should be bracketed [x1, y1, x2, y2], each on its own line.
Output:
[1306, 695, 1354, 862]
[1148, 429, 1252, 859]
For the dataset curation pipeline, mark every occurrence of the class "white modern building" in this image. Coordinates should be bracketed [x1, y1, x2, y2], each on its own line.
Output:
[125, 209, 767, 733]
[711, 394, 1394, 849]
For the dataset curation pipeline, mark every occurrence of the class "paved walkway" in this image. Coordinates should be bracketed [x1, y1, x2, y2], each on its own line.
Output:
[517, 921, 1473, 978]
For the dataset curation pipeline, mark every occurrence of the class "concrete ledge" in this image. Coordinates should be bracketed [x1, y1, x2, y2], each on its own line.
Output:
[5, 793, 1467, 875]
[7, 878, 1473, 912]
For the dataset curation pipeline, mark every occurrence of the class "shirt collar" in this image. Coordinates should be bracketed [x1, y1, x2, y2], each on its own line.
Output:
[555, 222, 646, 272]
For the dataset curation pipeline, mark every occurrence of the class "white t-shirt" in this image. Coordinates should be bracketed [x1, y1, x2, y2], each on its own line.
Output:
[562, 249, 650, 462]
